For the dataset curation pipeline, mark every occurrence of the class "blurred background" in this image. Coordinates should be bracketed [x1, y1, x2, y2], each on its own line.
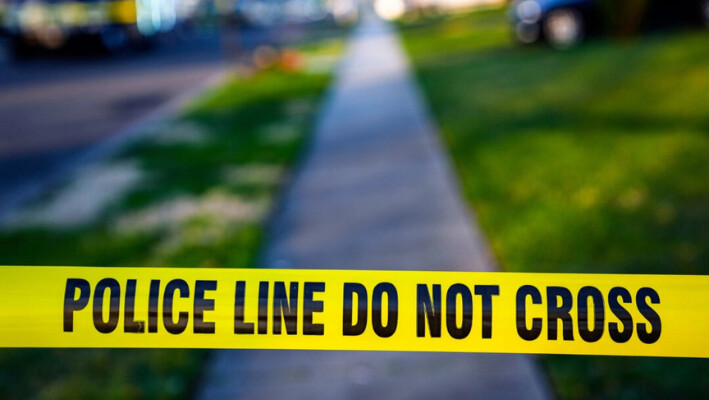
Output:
[1, 0, 708, 398]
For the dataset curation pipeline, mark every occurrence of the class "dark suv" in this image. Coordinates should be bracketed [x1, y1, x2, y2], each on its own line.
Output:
[509, 0, 709, 48]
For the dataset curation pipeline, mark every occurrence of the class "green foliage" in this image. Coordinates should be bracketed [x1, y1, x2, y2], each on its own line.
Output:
[400, 9, 709, 399]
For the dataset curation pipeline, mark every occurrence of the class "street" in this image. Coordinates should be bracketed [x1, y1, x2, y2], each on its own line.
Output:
[0, 32, 225, 213]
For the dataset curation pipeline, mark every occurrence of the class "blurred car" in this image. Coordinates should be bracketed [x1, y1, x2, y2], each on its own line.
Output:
[508, 0, 709, 48]
[223, 0, 335, 28]
[0, 0, 194, 56]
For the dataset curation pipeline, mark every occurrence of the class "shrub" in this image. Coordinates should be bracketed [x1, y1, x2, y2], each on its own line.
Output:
[598, 0, 649, 37]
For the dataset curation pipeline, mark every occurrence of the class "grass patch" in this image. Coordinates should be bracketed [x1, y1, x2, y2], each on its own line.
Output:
[0, 35, 344, 399]
[399, 9, 709, 399]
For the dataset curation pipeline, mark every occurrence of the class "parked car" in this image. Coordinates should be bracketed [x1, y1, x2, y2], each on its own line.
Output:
[0, 0, 190, 56]
[508, 0, 709, 48]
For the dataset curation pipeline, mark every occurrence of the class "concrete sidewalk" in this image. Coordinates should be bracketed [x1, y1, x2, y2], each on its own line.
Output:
[198, 14, 552, 400]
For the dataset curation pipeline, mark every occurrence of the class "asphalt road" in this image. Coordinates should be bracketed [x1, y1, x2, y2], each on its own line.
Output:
[0, 31, 225, 215]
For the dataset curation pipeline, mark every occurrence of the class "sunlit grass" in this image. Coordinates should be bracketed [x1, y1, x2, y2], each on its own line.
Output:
[399, 9, 709, 399]
[0, 35, 344, 399]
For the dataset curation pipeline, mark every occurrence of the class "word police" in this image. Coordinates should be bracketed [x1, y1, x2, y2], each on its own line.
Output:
[63, 279, 661, 343]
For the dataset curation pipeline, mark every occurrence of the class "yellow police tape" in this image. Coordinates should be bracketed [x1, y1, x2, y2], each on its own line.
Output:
[0, 266, 706, 358]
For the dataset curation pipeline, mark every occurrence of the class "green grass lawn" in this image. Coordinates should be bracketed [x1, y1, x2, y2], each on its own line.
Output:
[0, 36, 344, 399]
[399, 9, 709, 399]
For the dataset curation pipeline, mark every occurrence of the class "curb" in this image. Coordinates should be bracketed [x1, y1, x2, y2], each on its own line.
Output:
[0, 69, 227, 225]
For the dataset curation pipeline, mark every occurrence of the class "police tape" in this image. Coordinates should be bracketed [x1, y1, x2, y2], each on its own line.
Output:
[0, 266, 706, 358]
